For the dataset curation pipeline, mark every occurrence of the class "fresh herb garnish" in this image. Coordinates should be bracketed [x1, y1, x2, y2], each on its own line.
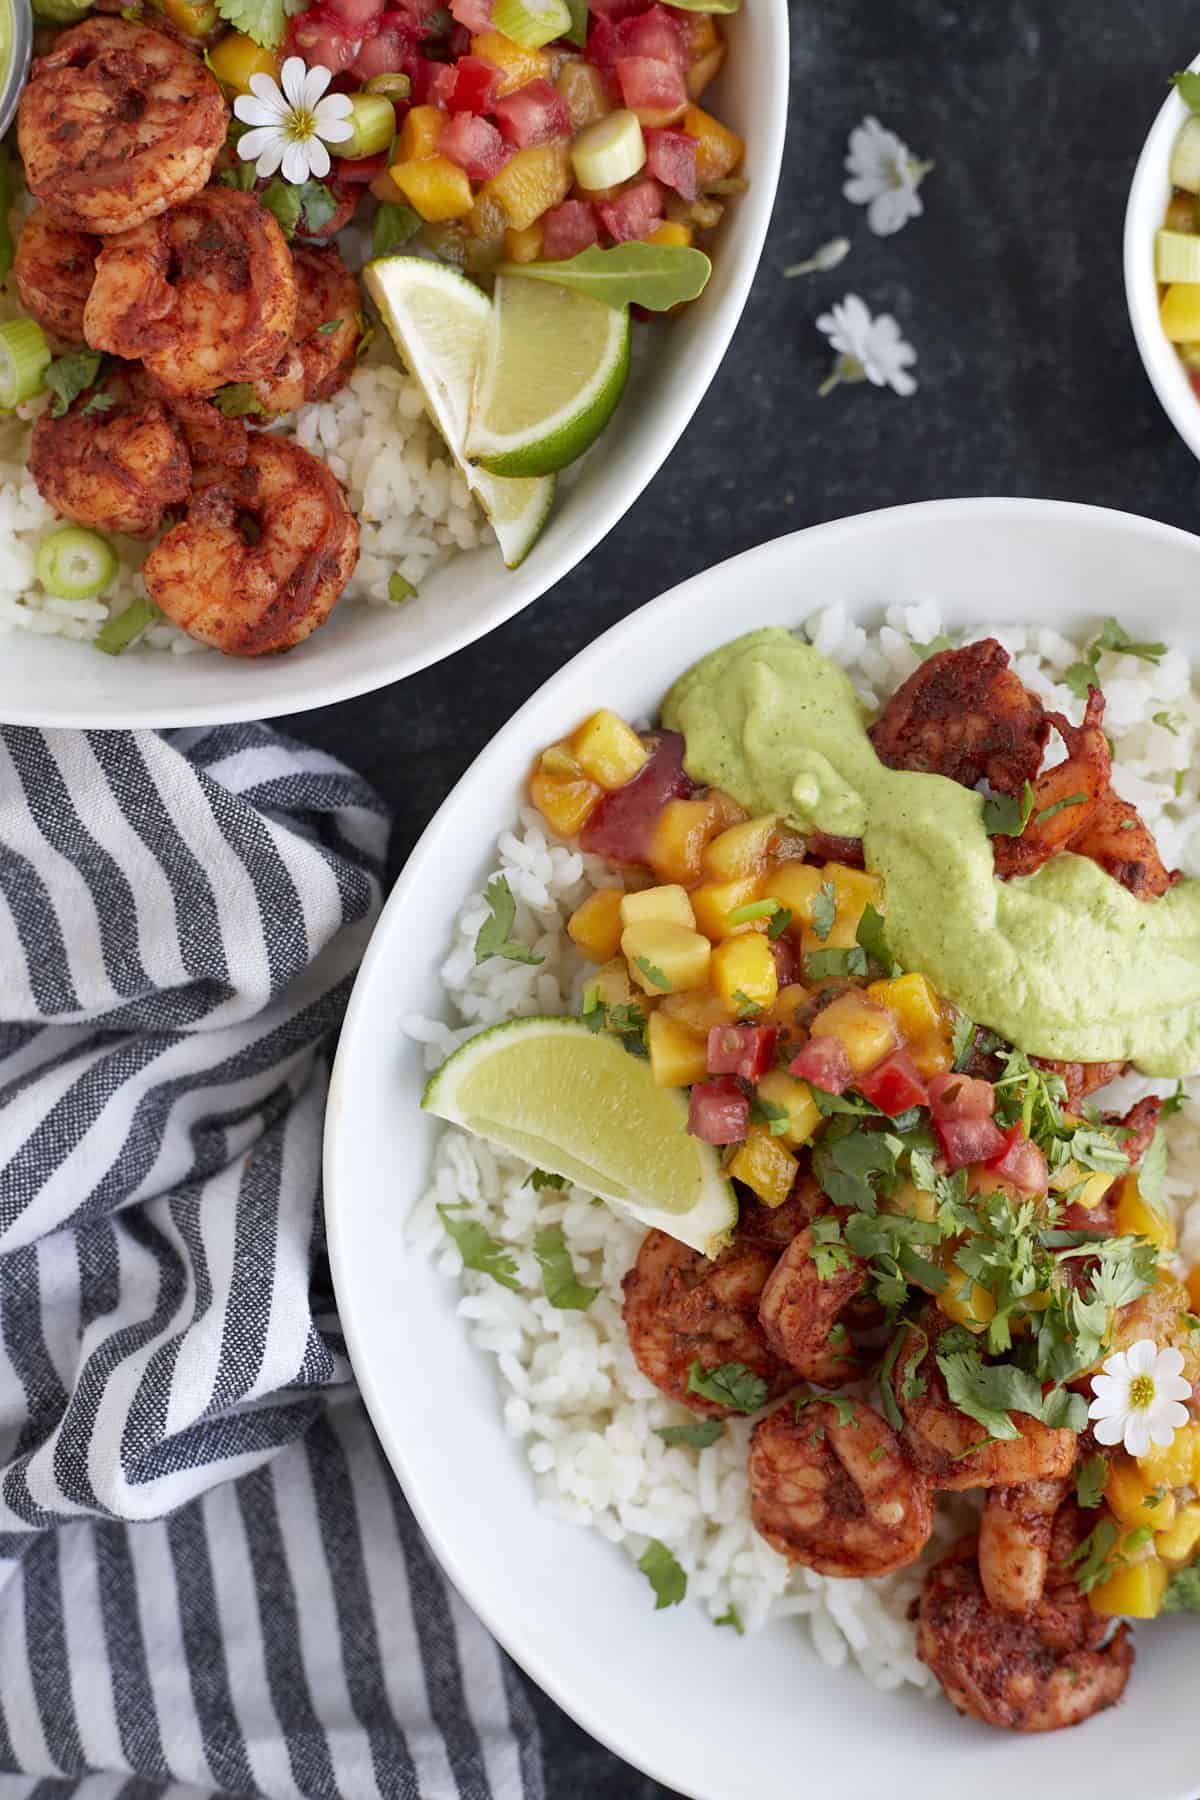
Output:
[804, 946, 868, 980]
[654, 1418, 725, 1450]
[1075, 1453, 1108, 1510]
[732, 990, 763, 1019]
[1161, 1081, 1186, 1118]
[1173, 69, 1200, 111]
[810, 880, 837, 943]
[637, 1539, 687, 1609]
[213, 383, 267, 418]
[295, 178, 338, 234]
[983, 780, 1034, 838]
[855, 902, 896, 974]
[496, 242, 713, 311]
[795, 1392, 859, 1427]
[388, 573, 417, 604]
[686, 1359, 768, 1413]
[260, 177, 302, 238]
[1064, 616, 1166, 698]
[767, 907, 793, 940]
[1153, 711, 1180, 735]
[809, 1212, 856, 1278]
[910, 633, 953, 660]
[533, 1224, 598, 1310]
[83, 390, 116, 415]
[633, 955, 672, 992]
[316, 318, 344, 335]
[728, 898, 781, 926]
[1163, 1562, 1200, 1612]
[474, 874, 544, 966]
[45, 349, 103, 418]
[437, 1205, 520, 1291]
[373, 201, 423, 257]
[1035, 792, 1088, 825]
[748, 1096, 790, 1137]
[523, 1169, 566, 1191]
[936, 1349, 1045, 1441]
[713, 1601, 745, 1633]
[212, 0, 286, 46]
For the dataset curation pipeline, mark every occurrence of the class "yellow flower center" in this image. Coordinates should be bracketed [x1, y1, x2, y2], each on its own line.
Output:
[1128, 1373, 1156, 1411]
[286, 105, 317, 144]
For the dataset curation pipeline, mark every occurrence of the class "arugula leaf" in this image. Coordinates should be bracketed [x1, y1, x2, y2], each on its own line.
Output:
[523, 1169, 566, 1191]
[713, 1601, 744, 1633]
[1035, 792, 1088, 825]
[804, 946, 868, 980]
[474, 874, 544, 966]
[496, 242, 713, 311]
[633, 955, 672, 992]
[855, 902, 894, 973]
[936, 1350, 1045, 1441]
[373, 201, 423, 257]
[983, 780, 1034, 838]
[563, 0, 588, 42]
[437, 1205, 521, 1290]
[686, 1359, 767, 1413]
[767, 907, 793, 941]
[533, 1225, 598, 1310]
[1163, 1562, 1200, 1612]
[93, 596, 161, 657]
[810, 880, 836, 943]
[213, 383, 267, 418]
[212, 0, 286, 50]
[654, 1418, 725, 1450]
[1173, 69, 1200, 112]
[637, 1539, 687, 1610]
[45, 349, 103, 418]
[295, 178, 338, 235]
[388, 573, 417, 604]
[260, 178, 301, 239]
[1075, 1454, 1109, 1510]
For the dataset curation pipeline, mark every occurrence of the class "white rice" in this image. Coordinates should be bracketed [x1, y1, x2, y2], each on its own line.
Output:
[407, 601, 1200, 1693]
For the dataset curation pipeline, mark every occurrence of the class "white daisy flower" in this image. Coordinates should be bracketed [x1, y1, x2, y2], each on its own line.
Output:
[843, 115, 933, 237]
[234, 58, 354, 185]
[816, 293, 918, 398]
[1088, 1338, 1191, 1458]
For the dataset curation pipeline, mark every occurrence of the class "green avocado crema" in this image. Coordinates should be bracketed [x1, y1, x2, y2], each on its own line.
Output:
[662, 627, 1200, 1077]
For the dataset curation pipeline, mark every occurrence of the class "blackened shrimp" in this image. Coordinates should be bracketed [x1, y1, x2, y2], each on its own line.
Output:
[748, 1398, 933, 1576]
[13, 209, 98, 348]
[992, 691, 1112, 882]
[977, 1478, 1069, 1614]
[757, 1225, 869, 1383]
[29, 383, 189, 538]
[18, 18, 226, 235]
[621, 1229, 793, 1416]
[142, 436, 357, 655]
[252, 244, 361, 414]
[869, 639, 1049, 795]
[84, 189, 297, 397]
[918, 1535, 1132, 1731]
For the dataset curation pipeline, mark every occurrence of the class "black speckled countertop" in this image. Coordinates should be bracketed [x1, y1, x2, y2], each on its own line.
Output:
[289, 2, 1200, 1789]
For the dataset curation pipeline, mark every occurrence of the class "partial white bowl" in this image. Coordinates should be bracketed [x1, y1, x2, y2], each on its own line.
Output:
[326, 499, 1199, 1800]
[1125, 52, 1200, 460]
[0, 4, 787, 727]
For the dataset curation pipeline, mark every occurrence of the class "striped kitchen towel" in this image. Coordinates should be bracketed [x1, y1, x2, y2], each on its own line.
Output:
[0, 724, 544, 1800]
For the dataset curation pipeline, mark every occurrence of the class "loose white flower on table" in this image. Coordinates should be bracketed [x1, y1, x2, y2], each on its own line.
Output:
[235, 59, 354, 184]
[1087, 1338, 1191, 1457]
[843, 115, 933, 237]
[816, 293, 918, 397]
[784, 236, 852, 278]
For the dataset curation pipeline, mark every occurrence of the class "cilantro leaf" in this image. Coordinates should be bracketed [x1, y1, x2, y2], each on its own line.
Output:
[523, 1169, 566, 1191]
[686, 1359, 768, 1413]
[748, 1096, 790, 1137]
[45, 349, 103, 418]
[637, 1538, 687, 1610]
[983, 780, 1034, 838]
[474, 874, 544, 966]
[373, 201, 423, 257]
[795, 1392, 859, 1427]
[732, 990, 763, 1019]
[809, 1212, 855, 1278]
[713, 1602, 744, 1634]
[1075, 1454, 1109, 1511]
[295, 178, 338, 235]
[1174, 69, 1200, 111]
[1063, 659, 1099, 701]
[259, 177, 301, 239]
[213, 383, 267, 418]
[212, 0, 286, 50]
[804, 946, 868, 980]
[810, 880, 836, 943]
[1161, 1082, 1186, 1119]
[767, 907, 793, 940]
[910, 633, 952, 660]
[855, 902, 894, 973]
[654, 1418, 725, 1449]
[1163, 1562, 1200, 1612]
[1065, 1518, 1123, 1593]
[1153, 711, 1180, 735]
[936, 1350, 1045, 1441]
[1136, 1127, 1168, 1211]
[633, 955, 672, 992]
[813, 1127, 896, 1214]
[437, 1205, 520, 1290]
[83, 390, 116, 415]
[533, 1225, 598, 1310]
[1095, 617, 1166, 662]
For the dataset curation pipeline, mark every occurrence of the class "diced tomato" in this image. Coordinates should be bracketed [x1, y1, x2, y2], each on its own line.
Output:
[289, 5, 364, 73]
[437, 109, 510, 178]
[492, 78, 572, 148]
[540, 198, 598, 259]
[986, 1124, 1049, 1195]
[789, 1037, 851, 1096]
[350, 11, 426, 79]
[934, 1115, 1008, 1171]
[615, 54, 687, 117]
[579, 731, 694, 865]
[336, 150, 389, 183]
[854, 1051, 928, 1118]
[598, 175, 664, 243]
[324, 0, 384, 30]
[688, 1079, 749, 1145]
[585, 14, 628, 72]
[586, 0, 648, 17]
[620, 3, 686, 67]
[806, 830, 866, 868]
[413, 55, 459, 102]
[927, 1071, 996, 1120]
[706, 1023, 776, 1082]
[642, 126, 697, 200]
[449, 0, 491, 29]
[769, 932, 800, 988]
[449, 52, 502, 112]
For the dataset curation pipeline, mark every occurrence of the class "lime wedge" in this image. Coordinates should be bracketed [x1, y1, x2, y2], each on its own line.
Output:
[466, 275, 631, 477]
[363, 255, 555, 568]
[422, 1016, 737, 1255]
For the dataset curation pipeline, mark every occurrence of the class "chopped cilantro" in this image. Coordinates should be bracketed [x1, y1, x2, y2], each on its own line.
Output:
[1163, 1562, 1200, 1612]
[910, 633, 952, 659]
[388, 573, 417, 604]
[437, 1205, 520, 1291]
[637, 1539, 686, 1610]
[373, 201, 423, 257]
[473, 874, 544, 967]
[686, 1360, 768, 1413]
[45, 349, 103, 418]
[1153, 711, 1180, 735]
[713, 1602, 744, 1634]
[1065, 1519, 1125, 1594]
[1095, 617, 1166, 661]
[213, 383, 267, 418]
[523, 1169, 566, 1191]
[732, 990, 764, 1019]
[855, 902, 896, 974]
[633, 955, 672, 992]
[983, 780, 1034, 838]
[1035, 791, 1088, 825]
[804, 946, 868, 980]
[748, 1096, 790, 1137]
[809, 1213, 855, 1279]
[212, 0, 286, 50]
[728, 898, 780, 926]
[794, 1393, 859, 1427]
[810, 880, 837, 943]
[936, 1349, 1043, 1441]
[654, 1418, 725, 1450]
[1075, 1453, 1108, 1510]
[767, 907, 794, 943]
[315, 318, 344, 336]
[1161, 1082, 1186, 1118]
[295, 178, 339, 234]
[83, 389, 116, 415]
[260, 178, 301, 239]
[951, 1011, 976, 1071]
[1136, 1127, 1168, 1211]
[533, 1225, 598, 1311]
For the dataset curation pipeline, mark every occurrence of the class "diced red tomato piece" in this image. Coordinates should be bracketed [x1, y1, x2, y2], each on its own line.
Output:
[642, 126, 697, 200]
[449, 0, 491, 29]
[986, 1123, 1049, 1195]
[688, 1079, 750, 1145]
[492, 78, 571, 147]
[620, 3, 687, 68]
[323, 0, 384, 29]
[450, 52, 502, 112]
[351, 11, 427, 79]
[336, 150, 390, 183]
[437, 109, 510, 178]
[934, 1115, 1008, 1171]
[927, 1071, 996, 1120]
[586, 0, 648, 17]
[706, 1023, 777, 1082]
[598, 175, 664, 243]
[289, 5, 364, 72]
[615, 54, 687, 117]
[540, 198, 599, 259]
[579, 732, 694, 865]
[854, 1051, 929, 1118]
[788, 1037, 851, 1096]
[412, 55, 459, 102]
[769, 932, 800, 989]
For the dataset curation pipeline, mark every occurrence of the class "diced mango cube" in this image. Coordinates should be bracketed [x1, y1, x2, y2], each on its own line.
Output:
[683, 12, 719, 57]
[1161, 281, 1200, 342]
[647, 1009, 709, 1088]
[1138, 1420, 1200, 1491]
[1156, 1500, 1200, 1566]
[728, 1126, 799, 1208]
[587, 957, 633, 1009]
[691, 874, 763, 940]
[571, 710, 648, 790]
[621, 920, 711, 994]
[556, 57, 611, 130]
[758, 860, 825, 927]
[659, 987, 729, 1035]
[647, 796, 723, 886]
[937, 1262, 996, 1333]
[755, 1069, 821, 1149]
[504, 222, 543, 263]
[567, 887, 625, 962]
[644, 221, 694, 247]
[206, 31, 280, 93]
[1115, 1176, 1176, 1252]
[685, 42, 725, 100]
[826, 862, 884, 924]
[620, 884, 696, 931]
[703, 814, 780, 881]
[710, 933, 778, 1014]
[881, 1178, 938, 1224]
[470, 30, 551, 95]
[1050, 1162, 1116, 1210]
[1107, 1456, 1176, 1531]
[867, 972, 940, 1041]
[809, 990, 896, 1073]
[765, 982, 809, 1049]
[529, 759, 600, 836]
[397, 104, 445, 162]
[390, 155, 474, 222]
[682, 103, 744, 185]
[1188, 1263, 1200, 1311]
[1088, 1549, 1169, 1620]
[481, 140, 571, 230]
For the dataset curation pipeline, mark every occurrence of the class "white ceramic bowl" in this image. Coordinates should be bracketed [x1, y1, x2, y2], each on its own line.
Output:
[325, 499, 1200, 1800]
[1125, 53, 1200, 460]
[0, 5, 787, 728]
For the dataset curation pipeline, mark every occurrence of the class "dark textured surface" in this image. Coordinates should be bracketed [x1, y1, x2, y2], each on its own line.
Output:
[289, 2, 1200, 1790]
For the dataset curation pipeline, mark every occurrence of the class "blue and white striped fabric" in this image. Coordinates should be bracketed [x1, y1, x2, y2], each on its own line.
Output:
[0, 724, 545, 1800]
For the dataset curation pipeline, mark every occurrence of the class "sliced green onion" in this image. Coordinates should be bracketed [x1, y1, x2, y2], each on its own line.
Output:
[1156, 229, 1200, 283]
[0, 318, 51, 412]
[571, 109, 646, 191]
[728, 898, 781, 925]
[491, 0, 572, 47]
[93, 595, 161, 656]
[36, 527, 118, 600]
[388, 571, 417, 603]
[364, 71, 412, 101]
[334, 93, 396, 161]
[1172, 116, 1200, 194]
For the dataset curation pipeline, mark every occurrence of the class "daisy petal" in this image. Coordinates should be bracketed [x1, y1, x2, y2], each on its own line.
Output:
[235, 93, 286, 129]
[280, 57, 309, 108]
[253, 137, 286, 180]
[1091, 1413, 1125, 1446]
[281, 137, 314, 185]
[1124, 1418, 1152, 1458]
[247, 71, 288, 111]
[305, 137, 331, 179]
[1157, 1346, 1185, 1378]
[1127, 1338, 1158, 1376]
[301, 62, 333, 108]
[237, 125, 282, 161]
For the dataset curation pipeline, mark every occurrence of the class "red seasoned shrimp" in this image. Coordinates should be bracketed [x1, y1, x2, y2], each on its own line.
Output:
[869, 639, 1049, 795]
[977, 1478, 1070, 1614]
[28, 380, 189, 538]
[13, 209, 98, 348]
[252, 244, 361, 414]
[992, 691, 1112, 882]
[748, 1398, 933, 1576]
[757, 1225, 869, 1382]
